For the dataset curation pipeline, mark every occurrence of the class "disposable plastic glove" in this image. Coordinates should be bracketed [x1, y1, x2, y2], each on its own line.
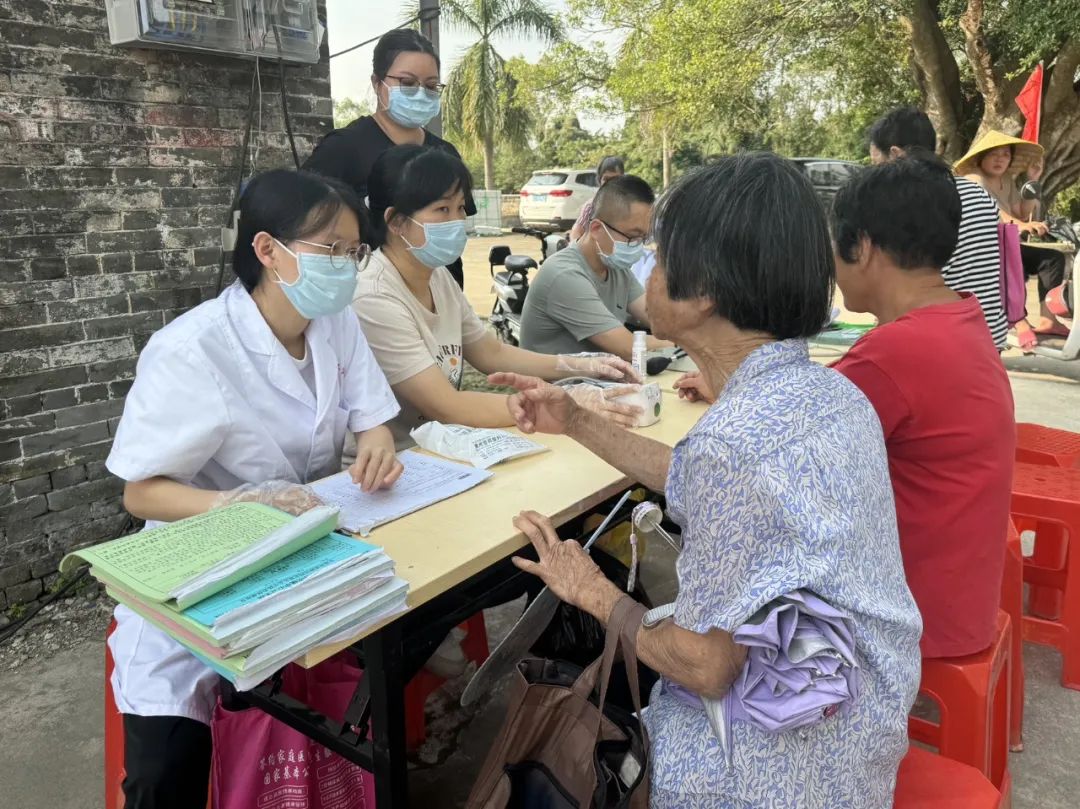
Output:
[211, 480, 324, 516]
[564, 383, 642, 428]
[555, 353, 641, 383]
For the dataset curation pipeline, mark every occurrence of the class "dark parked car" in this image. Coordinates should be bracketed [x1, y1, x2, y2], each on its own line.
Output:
[789, 158, 861, 206]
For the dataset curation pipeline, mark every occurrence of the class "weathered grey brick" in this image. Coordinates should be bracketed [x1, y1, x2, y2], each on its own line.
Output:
[46, 476, 123, 512]
[108, 378, 134, 398]
[28, 256, 66, 280]
[65, 254, 100, 277]
[50, 465, 86, 489]
[161, 225, 220, 250]
[114, 167, 193, 188]
[129, 287, 202, 312]
[3, 322, 86, 351]
[83, 310, 163, 341]
[21, 420, 109, 457]
[0, 279, 74, 305]
[0, 413, 56, 441]
[11, 474, 51, 500]
[75, 383, 108, 405]
[0, 303, 47, 329]
[86, 356, 136, 384]
[0, 439, 110, 484]
[4, 395, 42, 418]
[26, 167, 114, 188]
[55, 398, 123, 429]
[0, 350, 48, 376]
[0, 441, 20, 463]
[0, 494, 48, 524]
[86, 229, 164, 254]
[30, 552, 63, 579]
[0, 259, 29, 283]
[2, 233, 87, 259]
[3, 365, 88, 398]
[5, 579, 43, 606]
[0, 563, 29, 590]
[47, 336, 134, 368]
[47, 295, 129, 323]
[40, 387, 78, 412]
[98, 252, 134, 274]
[72, 272, 154, 298]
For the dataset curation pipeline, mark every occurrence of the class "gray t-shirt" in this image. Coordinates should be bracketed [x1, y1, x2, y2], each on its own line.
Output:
[519, 243, 645, 355]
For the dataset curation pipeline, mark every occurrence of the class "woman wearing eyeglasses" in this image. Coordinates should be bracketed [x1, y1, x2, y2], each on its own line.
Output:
[104, 169, 400, 808]
[354, 145, 642, 453]
[303, 29, 472, 289]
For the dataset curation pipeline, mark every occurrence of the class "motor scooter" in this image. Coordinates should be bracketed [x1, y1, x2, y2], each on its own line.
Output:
[487, 227, 568, 345]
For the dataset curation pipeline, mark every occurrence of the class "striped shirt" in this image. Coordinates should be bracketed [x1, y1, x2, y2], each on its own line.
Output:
[944, 178, 1006, 348]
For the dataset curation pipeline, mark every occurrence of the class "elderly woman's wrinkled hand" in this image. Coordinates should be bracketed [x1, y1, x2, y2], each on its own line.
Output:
[673, 371, 716, 404]
[490, 373, 582, 435]
[1020, 220, 1050, 237]
[511, 511, 606, 610]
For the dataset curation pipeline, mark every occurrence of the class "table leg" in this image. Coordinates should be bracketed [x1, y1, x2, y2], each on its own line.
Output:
[364, 621, 409, 808]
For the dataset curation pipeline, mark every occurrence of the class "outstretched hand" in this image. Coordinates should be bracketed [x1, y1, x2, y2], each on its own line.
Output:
[490, 373, 580, 435]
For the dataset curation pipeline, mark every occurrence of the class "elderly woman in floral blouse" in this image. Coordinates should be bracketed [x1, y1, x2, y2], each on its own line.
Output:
[493, 154, 922, 808]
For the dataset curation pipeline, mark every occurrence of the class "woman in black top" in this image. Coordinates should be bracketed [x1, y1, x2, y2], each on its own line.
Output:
[304, 29, 472, 288]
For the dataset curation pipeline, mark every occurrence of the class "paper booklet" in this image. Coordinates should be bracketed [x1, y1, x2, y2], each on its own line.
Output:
[61, 503, 340, 609]
[311, 450, 492, 535]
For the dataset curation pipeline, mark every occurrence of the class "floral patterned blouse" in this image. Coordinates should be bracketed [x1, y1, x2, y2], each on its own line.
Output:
[645, 340, 922, 808]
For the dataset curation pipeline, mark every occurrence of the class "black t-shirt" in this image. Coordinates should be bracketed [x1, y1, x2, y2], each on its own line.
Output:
[302, 116, 476, 215]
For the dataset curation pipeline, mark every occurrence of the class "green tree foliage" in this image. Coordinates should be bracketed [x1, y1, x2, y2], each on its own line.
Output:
[406, 0, 564, 189]
[332, 96, 373, 130]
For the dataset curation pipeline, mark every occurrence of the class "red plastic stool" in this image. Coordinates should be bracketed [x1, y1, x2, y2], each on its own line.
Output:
[1001, 523, 1025, 750]
[404, 611, 489, 751]
[894, 746, 1002, 808]
[908, 611, 1012, 791]
[1011, 461, 1080, 689]
[105, 620, 213, 809]
[1016, 423, 1080, 469]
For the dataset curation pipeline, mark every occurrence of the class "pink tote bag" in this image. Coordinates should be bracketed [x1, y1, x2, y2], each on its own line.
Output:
[211, 653, 375, 809]
[999, 222, 1027, 325]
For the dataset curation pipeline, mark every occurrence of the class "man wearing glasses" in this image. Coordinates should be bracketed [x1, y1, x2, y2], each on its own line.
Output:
[519, 175, 674, 359]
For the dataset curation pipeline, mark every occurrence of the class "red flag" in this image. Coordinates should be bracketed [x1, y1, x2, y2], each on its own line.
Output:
[1015, 63, 1044, 143]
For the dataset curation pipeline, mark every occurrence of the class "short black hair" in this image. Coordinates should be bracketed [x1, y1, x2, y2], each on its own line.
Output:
[867, 106, 937, 153]
[655, 153, 834, 340]
[591, 174, 654, 222]
[373, 29, 439, 78]
[233, 169, 366, 293]
[366, 145, 474, 248]
[830, 152, 960, 270]
[597, 155, 625, 177]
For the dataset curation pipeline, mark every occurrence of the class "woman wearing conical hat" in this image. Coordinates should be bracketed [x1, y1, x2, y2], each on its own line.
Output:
[957, 131, 1069, 340]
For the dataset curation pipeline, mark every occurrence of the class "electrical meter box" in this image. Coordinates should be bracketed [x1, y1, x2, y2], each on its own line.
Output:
[105, 0, 321, 64]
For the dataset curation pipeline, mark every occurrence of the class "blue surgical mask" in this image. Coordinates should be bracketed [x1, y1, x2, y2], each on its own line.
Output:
[403, 219, 468, 269]
[599, 223, 645, 272]
[271, 239, 358, 319]
[383, 84, 441, 129]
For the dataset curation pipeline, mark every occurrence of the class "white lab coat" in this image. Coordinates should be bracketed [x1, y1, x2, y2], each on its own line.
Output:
[105, 281, 399, 724]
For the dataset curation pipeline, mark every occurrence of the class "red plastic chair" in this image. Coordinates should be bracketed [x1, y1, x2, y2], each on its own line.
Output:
[404, 611, 489, 750]
[1016, 423, 1080, 469]
[1001, 522, 1025, 750]
[894, 746, 1002, 808]
[909, 610, 1012, 792]
[1011, 461, 1080, 690]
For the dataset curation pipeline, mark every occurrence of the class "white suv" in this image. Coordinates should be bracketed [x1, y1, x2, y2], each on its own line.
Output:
[519, 168, 597, 230]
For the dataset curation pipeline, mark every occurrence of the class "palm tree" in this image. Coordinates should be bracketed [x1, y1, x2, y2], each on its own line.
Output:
[406, 0, 564, 188]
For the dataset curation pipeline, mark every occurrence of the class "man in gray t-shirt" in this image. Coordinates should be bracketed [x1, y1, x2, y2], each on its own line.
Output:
[519, 175, 674, 360]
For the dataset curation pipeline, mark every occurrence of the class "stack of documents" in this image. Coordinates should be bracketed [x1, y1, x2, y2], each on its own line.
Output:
[61, 503, 408, 691]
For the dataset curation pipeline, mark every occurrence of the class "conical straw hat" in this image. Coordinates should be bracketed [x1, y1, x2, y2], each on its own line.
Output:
[954, 130, 1044, 177]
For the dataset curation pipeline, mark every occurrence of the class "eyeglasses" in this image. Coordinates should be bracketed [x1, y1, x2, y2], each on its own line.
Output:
[384, 75, 445, 96]
[598, 220, 647, 248]
[292, 239, 372, 271]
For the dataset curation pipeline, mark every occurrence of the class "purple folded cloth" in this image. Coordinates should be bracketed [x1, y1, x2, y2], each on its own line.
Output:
[662, 590, 860, 758]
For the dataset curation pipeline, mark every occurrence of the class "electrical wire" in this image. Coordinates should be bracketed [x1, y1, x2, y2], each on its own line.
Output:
[271, 7, 301, 170]
[328, 14, 424, 60]
[0, 516, 136, 648]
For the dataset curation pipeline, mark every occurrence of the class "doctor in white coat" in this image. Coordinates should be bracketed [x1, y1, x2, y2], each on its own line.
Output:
[105, 169, 402, 809]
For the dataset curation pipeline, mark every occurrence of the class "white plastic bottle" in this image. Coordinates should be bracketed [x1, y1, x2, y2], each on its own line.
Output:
[631, 330, 647, 380]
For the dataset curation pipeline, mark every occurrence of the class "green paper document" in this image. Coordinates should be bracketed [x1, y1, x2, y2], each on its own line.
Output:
[61, 503, 340, 609]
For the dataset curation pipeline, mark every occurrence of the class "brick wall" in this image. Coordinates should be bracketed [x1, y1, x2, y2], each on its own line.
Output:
[0, 0, 334, 612]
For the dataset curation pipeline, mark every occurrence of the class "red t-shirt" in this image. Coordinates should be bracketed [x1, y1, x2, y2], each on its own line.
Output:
[833, 294, 1015, 657]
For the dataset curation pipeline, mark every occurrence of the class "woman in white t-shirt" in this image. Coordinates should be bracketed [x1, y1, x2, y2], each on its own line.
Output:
[353, 145, 641, 448]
